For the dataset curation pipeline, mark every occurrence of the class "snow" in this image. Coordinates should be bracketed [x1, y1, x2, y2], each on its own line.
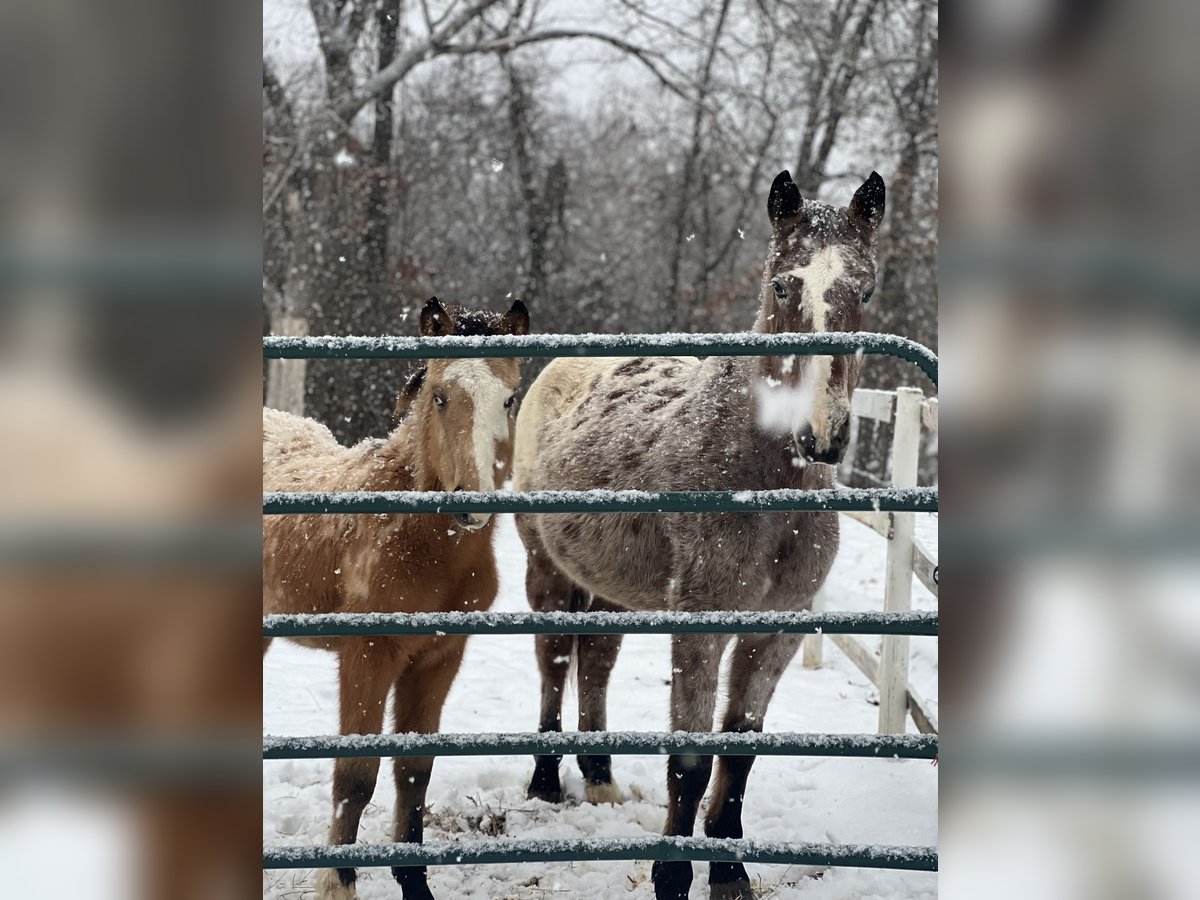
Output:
[264, 513, 937, 898]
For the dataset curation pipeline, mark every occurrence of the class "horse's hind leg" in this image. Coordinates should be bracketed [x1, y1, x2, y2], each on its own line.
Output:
[519, 526, 575, 802]
[652, 631, 727, 900]
[389, 636, 466, 900]
[576, 595, 624, 803]
[704, 632, 803, 900]
[315, 645, 392, 900]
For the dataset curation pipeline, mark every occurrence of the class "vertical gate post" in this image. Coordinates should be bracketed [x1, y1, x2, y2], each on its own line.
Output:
[802, 589, 825, 668]
[877, 387, 923, 734]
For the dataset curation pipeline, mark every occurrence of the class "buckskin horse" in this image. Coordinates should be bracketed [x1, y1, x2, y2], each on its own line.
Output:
[264, 297, 529, 900]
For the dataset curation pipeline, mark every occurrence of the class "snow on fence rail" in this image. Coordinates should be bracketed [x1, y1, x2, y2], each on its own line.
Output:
[261, 609, 938, 638]
[263, 486, 938, 516]
[264, 836, 938, 872]
[262, 330, 939, 386]
[263, 731, 937, 760]
[262, 330, 939, 878]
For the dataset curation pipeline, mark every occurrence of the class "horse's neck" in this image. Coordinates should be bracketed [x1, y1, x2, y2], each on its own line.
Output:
[364, 417, 431, 492]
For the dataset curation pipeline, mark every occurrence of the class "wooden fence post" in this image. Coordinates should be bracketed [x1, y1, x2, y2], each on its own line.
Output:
[265, 312, 309, 416]
[877, 387, 922, 734]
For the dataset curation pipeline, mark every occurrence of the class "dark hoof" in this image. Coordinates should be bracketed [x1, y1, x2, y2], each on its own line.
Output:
[710, 861, 752, 898]
[528, 757, 563, 803]
[652, 860, 693, 900]
[711, 880, 756, 900]
[393, 867, 435, 900]
[526, 783, 564, 803]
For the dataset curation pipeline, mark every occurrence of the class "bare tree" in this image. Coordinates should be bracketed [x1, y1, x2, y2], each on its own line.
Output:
[263, 0, 939, 448]
[791, 0, 884, 195]
[664, 0, 732, 331]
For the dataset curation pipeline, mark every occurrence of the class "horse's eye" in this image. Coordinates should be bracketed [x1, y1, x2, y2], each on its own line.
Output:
[772, 281, 787, 300]
[433, 394, 446, 409]
[862, 286, 875, 304]
[504, 395, 516, 409]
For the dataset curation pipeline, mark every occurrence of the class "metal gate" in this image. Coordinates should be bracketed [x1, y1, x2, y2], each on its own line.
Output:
[262, 330, 939, 877]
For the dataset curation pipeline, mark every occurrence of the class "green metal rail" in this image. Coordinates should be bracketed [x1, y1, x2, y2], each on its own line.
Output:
[262, 330, 939, 878]
[263, 330, 939, 385]
[262, 609, 938, 638]
[263, 731, 938, 760]
[264, 836, 938, 872]
[263, 486, 938, 516]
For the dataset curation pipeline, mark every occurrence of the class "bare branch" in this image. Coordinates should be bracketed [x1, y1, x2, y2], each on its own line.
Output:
[331, 0, 371, 47]
[438, 29, 694, 102]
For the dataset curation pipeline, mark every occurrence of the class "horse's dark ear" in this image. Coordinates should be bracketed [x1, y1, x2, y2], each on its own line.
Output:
[419, 297, 453, 337]
[502, 299, 530, 336]
[849, 171, 886, 238]
[768, 170, 802, 223]
[392, 366, 426, 422]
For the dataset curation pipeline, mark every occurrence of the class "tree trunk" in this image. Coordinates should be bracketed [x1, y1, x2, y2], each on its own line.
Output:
[794, 0, 880, 197]
[665, 0, 732, 332]
[504, 57, 550, 307]
[363, 0, 402, 300]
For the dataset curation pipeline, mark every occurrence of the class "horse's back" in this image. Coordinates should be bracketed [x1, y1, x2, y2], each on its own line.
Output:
[262, 406, 348, 491]
[513, 356, 694, 608]
[513, 357, 626, 490]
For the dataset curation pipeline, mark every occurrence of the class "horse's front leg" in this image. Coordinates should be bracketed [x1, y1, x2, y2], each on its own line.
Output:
[576, 596, 625, 803]
[316, 645, 393, 900]
[389, 636, 466, 900]
[703, 632, 803, 900]
[652, 631, 727, 900]
[522, 538, 575, 802]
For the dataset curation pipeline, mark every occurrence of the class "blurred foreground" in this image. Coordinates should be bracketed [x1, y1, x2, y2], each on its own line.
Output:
[0, 0, 260, 897]
[942, 0, 1200, 897]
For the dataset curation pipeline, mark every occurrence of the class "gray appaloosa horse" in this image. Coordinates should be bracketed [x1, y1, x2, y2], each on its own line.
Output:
[512, 170, 885, 900]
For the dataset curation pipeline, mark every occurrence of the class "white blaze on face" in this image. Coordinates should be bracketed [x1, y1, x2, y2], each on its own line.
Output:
[781, 245, 846, 449]
[443, 359, 512, 493]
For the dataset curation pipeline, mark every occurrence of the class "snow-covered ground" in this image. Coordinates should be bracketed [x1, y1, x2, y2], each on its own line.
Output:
[264, 513, 938, 899]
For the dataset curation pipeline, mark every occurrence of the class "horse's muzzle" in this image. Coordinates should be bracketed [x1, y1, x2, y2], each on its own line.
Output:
[455, 512, 493, 531]
[795, 419, 850, 465]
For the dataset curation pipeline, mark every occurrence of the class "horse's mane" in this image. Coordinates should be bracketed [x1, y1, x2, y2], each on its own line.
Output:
[393, 366, 427, 423]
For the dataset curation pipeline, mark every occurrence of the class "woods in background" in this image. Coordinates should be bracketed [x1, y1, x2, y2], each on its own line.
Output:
[263, 0, 936, 483]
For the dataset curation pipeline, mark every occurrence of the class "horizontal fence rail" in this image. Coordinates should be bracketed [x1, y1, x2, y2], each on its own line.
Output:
[263, 731, 938, 761]
[263, 486, 938, 516]
[1, 736, 257, 784]
[262, 609, 938, 638]
[264, 836, 938, 872]
[263, 331, 939, 385]
[1, 523, 261, 568]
